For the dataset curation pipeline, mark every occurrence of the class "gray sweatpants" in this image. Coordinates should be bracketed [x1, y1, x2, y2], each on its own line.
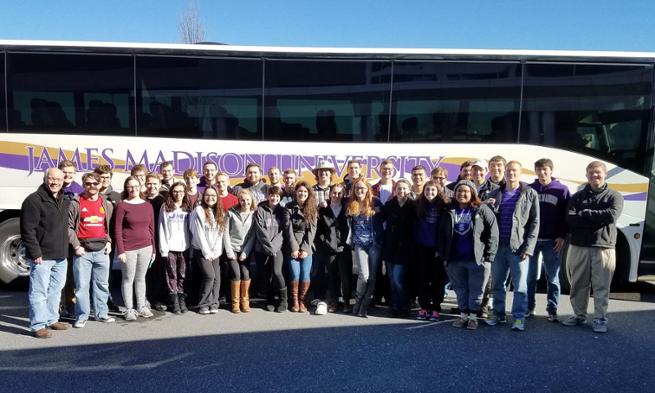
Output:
[121, 246, 152, 310]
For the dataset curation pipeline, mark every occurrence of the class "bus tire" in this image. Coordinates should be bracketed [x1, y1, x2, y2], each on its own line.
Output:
[610, 234, 630, 290]
[0, 217, 30, 284]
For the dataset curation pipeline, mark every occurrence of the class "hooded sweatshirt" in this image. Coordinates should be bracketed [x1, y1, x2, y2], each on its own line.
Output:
[225, 207, 256, 259]
[190, 205, 230, 260]
[529, 178, 570, 240]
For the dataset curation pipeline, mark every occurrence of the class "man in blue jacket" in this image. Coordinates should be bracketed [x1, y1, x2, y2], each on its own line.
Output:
[562, 161, 623, 333]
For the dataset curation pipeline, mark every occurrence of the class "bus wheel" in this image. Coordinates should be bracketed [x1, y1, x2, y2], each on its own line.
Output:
[0, 218, 29, 284]
[610, 234, 630, 290]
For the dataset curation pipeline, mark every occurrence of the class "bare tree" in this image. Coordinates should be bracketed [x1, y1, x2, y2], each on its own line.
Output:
[179, 0, 205, 44]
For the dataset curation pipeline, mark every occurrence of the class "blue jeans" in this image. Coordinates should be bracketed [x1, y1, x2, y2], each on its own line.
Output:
[74, 250, 111, 321]
[387, 262, 408, 312]
[527, 240, 561, 313]
[353, 244, 381, 300]
[28, 258, 67, 331]
[446, 260, 490, 313]
[289, 255, 313, 281]
[492, 245, 528, 319]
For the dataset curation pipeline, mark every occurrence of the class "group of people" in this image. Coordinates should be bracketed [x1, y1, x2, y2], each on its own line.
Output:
[21, 154, 623, 339]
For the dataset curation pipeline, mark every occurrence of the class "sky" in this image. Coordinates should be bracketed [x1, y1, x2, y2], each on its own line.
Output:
[0, 0, 654, 52]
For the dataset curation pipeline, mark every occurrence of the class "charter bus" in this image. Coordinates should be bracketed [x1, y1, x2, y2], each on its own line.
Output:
[0, 40, 653, 289]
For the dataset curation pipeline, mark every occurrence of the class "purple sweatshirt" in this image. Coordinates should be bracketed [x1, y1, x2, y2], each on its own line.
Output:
[415, 204, 440, 248]
[529, 178, 570, 240]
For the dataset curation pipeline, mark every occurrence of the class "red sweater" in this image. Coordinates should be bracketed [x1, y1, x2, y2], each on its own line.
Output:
[114, 201, 155, 255]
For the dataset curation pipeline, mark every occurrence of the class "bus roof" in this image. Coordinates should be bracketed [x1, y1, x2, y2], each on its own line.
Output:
[0, 39, 654, 63]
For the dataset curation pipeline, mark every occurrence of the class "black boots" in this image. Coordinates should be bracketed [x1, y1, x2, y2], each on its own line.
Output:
[178, 293, 188, 313]
[276, 288, 288, 313]
[170, 293, 181, 314]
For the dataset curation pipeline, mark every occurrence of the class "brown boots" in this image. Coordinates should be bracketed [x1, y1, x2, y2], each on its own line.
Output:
[240, 279, 251, 313]
[290, 281, 300, 312]
[299, 281, 310, 313]
[231, 281, 241, 313]
[290, 281, 310, 312]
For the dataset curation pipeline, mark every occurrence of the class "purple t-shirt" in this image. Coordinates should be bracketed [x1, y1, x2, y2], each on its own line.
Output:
[499, 189, 520, 245]
[451, 207, 474, 261]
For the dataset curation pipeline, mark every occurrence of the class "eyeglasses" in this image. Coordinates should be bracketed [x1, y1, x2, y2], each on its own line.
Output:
[84, 182, 99, 186]
[432, 177, 445, 180]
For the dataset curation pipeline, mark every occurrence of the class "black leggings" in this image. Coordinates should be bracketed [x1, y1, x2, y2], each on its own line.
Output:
[229, 257, 251, 281]
[416, 245, 448, 312]
[255, 250, 285, 299]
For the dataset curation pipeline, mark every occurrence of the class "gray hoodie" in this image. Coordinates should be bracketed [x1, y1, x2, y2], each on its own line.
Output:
[225, 207, 256, 259]
[254, 201, 285, 256]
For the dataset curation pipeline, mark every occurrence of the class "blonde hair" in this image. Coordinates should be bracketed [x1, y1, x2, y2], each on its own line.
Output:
[346, 180, 375, 217]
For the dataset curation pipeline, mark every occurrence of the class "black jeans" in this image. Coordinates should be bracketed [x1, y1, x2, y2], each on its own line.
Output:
[324, 248, 353, 305]
[194, 249, 220, 308]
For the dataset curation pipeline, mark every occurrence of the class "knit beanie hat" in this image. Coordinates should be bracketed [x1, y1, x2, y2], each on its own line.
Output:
[453, 179, 478, 199]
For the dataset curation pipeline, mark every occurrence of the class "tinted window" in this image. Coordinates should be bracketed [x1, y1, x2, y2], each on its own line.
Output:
[521, 63, 653, 174]
[390, 62, 521, 142]
[6, 53, 134, 135]
[136, 56, 262, 140]
[264, 60, 391, 141]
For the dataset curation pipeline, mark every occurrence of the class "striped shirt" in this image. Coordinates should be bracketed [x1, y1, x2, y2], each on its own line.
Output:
[499, 188, 520, 245]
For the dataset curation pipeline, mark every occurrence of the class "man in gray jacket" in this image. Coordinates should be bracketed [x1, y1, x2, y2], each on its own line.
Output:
[562, 161, 623, 333]
[68, 172, 115, 328]
[486, 160, 539, 331]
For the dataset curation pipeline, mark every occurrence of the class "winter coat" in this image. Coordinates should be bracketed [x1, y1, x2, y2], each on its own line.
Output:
[254, 201, 285, 256]
[488, 182, 540, 256]
[20, 183, 69, 260]
[439, 203, 499, 265]
[284, 201, 317, 256]
[316, 201, 349, 254]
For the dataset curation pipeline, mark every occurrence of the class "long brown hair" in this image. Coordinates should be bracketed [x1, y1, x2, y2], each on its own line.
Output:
[416, 180, 449, 218]
[200, 187, 225, 230]
[346, 179, 375, 217]
[120, 176, 140, 200]
[164, 181, 191, 212]
[294, 181, 317, 224]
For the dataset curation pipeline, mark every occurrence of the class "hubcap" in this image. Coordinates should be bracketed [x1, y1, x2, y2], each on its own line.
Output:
[1, 234, 29, 276]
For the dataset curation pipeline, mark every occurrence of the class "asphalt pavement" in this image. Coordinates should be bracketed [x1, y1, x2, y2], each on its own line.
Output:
[1, 284, 654, 393]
